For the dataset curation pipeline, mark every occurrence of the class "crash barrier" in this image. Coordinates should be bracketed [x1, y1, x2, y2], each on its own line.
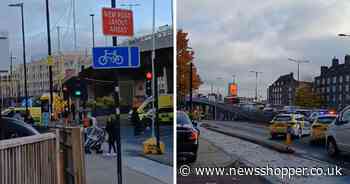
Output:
[58, 127, 86, 184]
[0, 132, 60, 184]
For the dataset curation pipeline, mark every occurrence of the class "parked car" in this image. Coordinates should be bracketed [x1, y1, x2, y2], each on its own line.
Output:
[269, 113, 311, 139]
[177, 111, 200, 163]
[326, 106, 350, 157]
[310, 114, 337, 143]
[0, 117, 40, 140]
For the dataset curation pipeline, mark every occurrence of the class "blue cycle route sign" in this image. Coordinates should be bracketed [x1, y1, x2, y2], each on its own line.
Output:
[92, 46, 140, 69]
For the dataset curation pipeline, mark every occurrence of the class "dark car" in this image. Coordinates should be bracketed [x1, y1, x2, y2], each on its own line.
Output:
[0, 117, 40, 140]
[177, 111, 200, 163]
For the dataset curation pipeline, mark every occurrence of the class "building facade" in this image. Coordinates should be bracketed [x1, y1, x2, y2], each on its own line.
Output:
[11, 52, 92, 99]
[314, 56, 350, 109]
[268, 73, 312, 106]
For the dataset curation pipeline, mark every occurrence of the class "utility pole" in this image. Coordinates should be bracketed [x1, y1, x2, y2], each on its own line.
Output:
[250, 70, 262, 102]
[288, 58, 310, 81]
[57, 26, 61, 54]
[45, 0, 54, 120]
[72, 0, 77, 50]
[110, 1, 122, 184]
[189, 62, 193, 113]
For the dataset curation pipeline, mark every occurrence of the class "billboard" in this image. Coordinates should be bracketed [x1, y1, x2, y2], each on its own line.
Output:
[228, 82, 237, 96]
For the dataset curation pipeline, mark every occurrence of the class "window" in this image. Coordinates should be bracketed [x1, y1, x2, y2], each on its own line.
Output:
[347, 75, 350, 82]
[346, 85, 349, 92]
[340, 76, 343, 83]
[339, 86, 342, 91]
[327, 78, 331, 84]
[322, 78, 325, 85]
[332, 86, 336, 92]
[333, 76, 337, 84]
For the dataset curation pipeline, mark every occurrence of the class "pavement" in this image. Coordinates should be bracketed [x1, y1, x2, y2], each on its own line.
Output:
[85, 115, 173, 184]
[177, 137, 269, 184]
[199, 120, 350, 184]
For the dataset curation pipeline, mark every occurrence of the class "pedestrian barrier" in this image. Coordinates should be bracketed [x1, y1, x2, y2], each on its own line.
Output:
[0, 132, 61, 184]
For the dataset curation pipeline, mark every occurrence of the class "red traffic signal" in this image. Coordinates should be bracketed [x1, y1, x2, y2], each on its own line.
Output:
[146, 72, 152, 80]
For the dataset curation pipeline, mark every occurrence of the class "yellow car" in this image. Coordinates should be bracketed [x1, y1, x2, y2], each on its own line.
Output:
[270, 113, 311, 139]
[310, 114, 336, 143]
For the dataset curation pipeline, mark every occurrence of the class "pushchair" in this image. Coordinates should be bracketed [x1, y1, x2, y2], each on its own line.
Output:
[84, 125, 105, 154]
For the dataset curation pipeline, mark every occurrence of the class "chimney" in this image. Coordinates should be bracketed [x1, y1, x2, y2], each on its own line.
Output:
[332, 57, 339, 66]
[345, 55, 350, 65]
[321, 66, 328, 75]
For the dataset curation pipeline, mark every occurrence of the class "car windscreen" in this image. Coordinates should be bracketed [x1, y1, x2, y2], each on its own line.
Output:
[274, 115, 292, 122]
[317, 117, 336, 124]
[177, 112, 191, 125]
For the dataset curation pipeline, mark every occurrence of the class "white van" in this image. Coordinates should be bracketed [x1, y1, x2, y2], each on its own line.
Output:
[326, 106, 350, 157]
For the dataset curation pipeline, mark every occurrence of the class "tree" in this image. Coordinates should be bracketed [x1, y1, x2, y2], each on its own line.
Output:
[176, 30, 203, 105]
[295, 85, 325, 108]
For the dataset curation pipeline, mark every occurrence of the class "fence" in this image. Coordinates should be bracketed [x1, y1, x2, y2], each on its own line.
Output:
[59, 127, 86, 184]
[0, 132, 60, 184]
[0, 127, 86, 184]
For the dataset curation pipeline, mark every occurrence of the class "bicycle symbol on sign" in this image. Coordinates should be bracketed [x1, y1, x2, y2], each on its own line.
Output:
[98, 50, 124, 66]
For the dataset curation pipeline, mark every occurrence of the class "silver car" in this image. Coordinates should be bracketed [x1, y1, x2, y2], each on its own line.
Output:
[326, 106, 350, 157]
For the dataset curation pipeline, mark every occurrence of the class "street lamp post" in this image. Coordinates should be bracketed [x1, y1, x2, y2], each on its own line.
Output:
[9, 2, 28, 112]
[10, 53, 16, 104]
[120, 3, 140, 11]
[288, 58, 310, 81]
[188, 62, 193, 113]
[250, 70, 262, 102]
[90, 14, 95, 48]
[44, 0, 54, 120]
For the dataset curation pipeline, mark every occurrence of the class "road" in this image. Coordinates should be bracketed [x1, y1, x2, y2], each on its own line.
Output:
[177, 137, 270, 184]
[196, 120, 350, 184]
[205, 120, 350, 170]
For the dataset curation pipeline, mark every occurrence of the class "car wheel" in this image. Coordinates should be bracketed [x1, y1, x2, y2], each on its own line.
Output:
[327, 138, 338, 157]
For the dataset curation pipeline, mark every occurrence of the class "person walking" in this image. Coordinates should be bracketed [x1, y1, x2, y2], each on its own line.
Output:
[131, 107, 142, 136]
[105, 115, 117, 156]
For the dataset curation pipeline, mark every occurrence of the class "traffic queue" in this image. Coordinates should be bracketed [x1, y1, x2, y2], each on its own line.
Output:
[269, 106, 350, 158]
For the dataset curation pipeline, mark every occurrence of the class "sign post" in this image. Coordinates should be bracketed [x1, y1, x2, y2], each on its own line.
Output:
[98, 5, 135, 184]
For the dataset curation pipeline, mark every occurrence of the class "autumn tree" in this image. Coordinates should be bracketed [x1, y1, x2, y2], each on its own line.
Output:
[177, 30, 202, 105]
[295, 84, 325, 108]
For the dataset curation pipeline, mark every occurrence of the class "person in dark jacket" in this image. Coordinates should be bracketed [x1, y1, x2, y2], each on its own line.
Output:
[105, 115, 117, 156]
[131, 108, 142, 136]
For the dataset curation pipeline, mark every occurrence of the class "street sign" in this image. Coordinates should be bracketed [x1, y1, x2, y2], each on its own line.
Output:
[102, 8, 134, 36]
[92, 47, 140, 69]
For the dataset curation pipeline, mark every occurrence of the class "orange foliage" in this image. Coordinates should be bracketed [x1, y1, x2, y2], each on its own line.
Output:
[177, 30, 202, 102]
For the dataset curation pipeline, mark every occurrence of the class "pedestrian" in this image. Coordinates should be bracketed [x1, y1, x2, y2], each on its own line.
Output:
[105, 115, 117, 156]
[63, 106, 69, 126]
[131, 107, 142, 136]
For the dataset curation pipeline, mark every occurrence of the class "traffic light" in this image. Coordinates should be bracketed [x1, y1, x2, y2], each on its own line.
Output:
[145, 72, 152, 97]
[73, 79, 82, 98]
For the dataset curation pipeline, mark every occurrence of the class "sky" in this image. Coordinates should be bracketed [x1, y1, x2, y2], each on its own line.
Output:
[178, 0, 350, 99]
[0, 0, 172, 70]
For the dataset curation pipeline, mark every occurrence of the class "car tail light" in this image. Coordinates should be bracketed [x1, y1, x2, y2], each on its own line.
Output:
[189, 131, 198, 141]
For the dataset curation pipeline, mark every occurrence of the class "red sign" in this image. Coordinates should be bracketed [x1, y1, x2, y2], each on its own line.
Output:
[229, 83, 238, 97]
[102, 8, 134, 36]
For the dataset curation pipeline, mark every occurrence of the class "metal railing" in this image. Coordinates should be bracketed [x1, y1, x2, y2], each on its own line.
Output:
[0, 132, 60, 184]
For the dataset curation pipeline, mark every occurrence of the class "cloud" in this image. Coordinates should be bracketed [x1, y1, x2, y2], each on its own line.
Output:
[178, 0, 350, 98]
